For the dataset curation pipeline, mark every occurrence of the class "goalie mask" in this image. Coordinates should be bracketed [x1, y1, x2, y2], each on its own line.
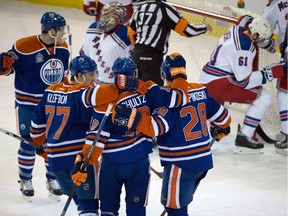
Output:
[112, 57, 138, 78]
[98, 1, 126, 33]
[41, 12, 66, 33]
[160, 52, 186, 81]
[249, 17, 272, 41]
[69, 56, 98, 79]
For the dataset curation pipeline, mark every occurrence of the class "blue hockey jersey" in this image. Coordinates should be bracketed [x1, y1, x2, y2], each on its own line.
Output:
[82, 79, 189, 164]
[136, 83, 231, 172]
[30, 82, 122, 171]
[2, 35, 69, 110]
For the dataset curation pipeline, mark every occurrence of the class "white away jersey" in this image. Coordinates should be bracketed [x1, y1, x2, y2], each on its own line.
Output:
[262, 0, 287, 54]
[199, 25, 263, 89]
[80, 22, 133, 83]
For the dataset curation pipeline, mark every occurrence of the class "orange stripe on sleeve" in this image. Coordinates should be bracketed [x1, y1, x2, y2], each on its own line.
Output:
[174, 17, 189, 36]
[170, 78, 189, 105]
[136, 114, 156, 137]
[127, 26, 136, 45]
[82, 144, 103, 165]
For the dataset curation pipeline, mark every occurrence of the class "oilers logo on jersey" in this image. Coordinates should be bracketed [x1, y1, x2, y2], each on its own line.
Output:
[40, 58, 64, 85]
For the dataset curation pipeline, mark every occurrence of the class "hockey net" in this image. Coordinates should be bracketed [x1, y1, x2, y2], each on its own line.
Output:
[166, 0, 281, 137]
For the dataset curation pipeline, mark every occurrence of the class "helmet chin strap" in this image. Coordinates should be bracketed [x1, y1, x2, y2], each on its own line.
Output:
[48, 30, 60, 46]
[74, 75, 86, 84]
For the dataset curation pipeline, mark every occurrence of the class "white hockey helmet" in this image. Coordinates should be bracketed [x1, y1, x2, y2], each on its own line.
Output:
[248, 17, 272, 41]
[98, 2, 126, 33]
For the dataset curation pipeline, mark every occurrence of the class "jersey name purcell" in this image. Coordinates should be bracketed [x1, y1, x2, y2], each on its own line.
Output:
[121, 95, 147, 108]
[189, 90, 207, 102]
[47, 93, 68, 104]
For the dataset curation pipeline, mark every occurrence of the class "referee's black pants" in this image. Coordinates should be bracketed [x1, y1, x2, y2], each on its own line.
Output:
[132, 45, 164, 86]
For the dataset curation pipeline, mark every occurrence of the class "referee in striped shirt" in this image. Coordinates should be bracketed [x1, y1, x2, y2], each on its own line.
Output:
[128, 0, 212, 85]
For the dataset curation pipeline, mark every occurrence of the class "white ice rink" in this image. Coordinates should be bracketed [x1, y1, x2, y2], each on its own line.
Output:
[0, 0, 287, 215]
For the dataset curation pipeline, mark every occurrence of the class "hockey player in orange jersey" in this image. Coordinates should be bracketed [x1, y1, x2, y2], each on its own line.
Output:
[111, 53, 231, 216]
[71, 55, 189, 216]
[30, 55, 148, 215]
[0, 11, 69, 202]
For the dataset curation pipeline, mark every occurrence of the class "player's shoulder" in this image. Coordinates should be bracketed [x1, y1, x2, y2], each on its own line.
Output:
[188, 82, 206, 91]
[68, 84, 90, 92]
[46, 82, 65, 91]
[112, 25, 130, 45]
[86, 21, 102, 34]
[234, 26, 254, 51]
[146, 80, 157, 88]
[266, 0, 280, 7]
[57, 41, 68, 49]
[15, 35, 43, 54]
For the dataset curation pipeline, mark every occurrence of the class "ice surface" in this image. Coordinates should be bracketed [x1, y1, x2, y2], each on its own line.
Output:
[0, 1, 287, 215]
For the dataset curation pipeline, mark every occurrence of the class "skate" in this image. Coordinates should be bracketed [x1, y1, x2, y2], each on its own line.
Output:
[275, 132, 287, 156]
[46, 179, 63, 202]
[234, 124, 264, 154]
[18, 179, 34, 202]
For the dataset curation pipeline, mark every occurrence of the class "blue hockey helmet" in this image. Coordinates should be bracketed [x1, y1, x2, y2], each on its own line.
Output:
[112, 57, 138, 77]
[69, 56, 97, 77]
[41, 12, 66, 32]
[160, 52, 186, 81]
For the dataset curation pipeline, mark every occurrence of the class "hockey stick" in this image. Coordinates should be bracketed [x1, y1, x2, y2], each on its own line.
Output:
[160, 209, 166, 216]
[150, 166, 163, 178]
[256, 125, 279, 144]
[0, 127, 41, 149]
[60, 103, 113, 216]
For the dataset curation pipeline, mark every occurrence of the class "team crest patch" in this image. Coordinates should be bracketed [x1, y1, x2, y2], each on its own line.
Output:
[82, 183, 89, 191]
[35, 53, 44, 63]
[20, 124, 26, 131]
[90, 119, 99, 131]
[133, 196, 140, 203]
[40, 58, 64, 85]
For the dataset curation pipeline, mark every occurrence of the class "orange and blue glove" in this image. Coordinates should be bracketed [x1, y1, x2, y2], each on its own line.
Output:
[210, 122, 231, 142]
[114, 74, 149, 95]
[0, 52, 14, 74]
[36, 146, 48, 160]
[71, 153, 88, 186]
[112, 105, 141, 131]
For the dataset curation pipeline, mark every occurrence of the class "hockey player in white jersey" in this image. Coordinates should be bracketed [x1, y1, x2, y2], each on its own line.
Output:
[262, 0, 288, 156]
[199, 16, 287, 154]
[80, 1, 133, 84]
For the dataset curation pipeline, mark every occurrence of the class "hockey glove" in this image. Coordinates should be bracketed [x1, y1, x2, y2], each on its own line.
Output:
[112, 105, 141, 131]
[71, 153, 88, 186]
[0, 52, 14, 73]
[210, 122, 231, 142]
[36, 146, 48, 160]
[114, 74, 149, 95]
[83, 0, 97, 16]
[261, 62, 287, 82]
